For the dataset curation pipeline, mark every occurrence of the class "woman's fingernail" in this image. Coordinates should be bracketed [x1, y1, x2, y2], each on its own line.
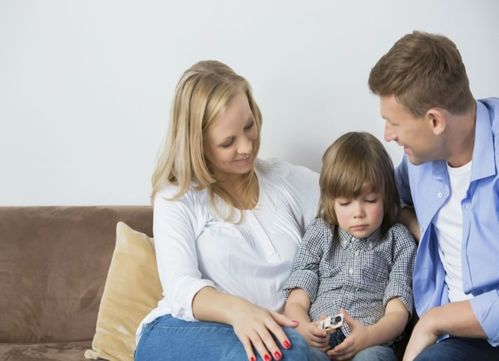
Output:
[274, 351, 282, 360]
[283, 340, 291, 349]
[264, 354, 271, 361]
[250, 357, 256, 361]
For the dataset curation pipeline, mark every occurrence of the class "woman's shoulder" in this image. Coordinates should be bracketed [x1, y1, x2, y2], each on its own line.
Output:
[154, 182, 209, 209]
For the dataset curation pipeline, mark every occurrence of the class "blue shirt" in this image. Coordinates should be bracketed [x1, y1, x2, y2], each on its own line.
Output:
[395, 98, 499, 346]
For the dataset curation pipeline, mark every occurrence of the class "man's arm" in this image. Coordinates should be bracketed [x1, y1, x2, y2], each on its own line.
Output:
[403, 300, 486, 361]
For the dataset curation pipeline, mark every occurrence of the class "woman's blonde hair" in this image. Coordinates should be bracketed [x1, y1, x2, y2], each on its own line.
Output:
[318, 132, 400, 235]
[151, 60, 262, 212]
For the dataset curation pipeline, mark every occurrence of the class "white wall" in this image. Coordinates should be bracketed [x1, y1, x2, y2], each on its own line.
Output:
[1, 0, 499, 205]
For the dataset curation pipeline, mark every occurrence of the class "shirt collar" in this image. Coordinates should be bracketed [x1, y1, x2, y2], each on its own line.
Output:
[337, 226, 381, 249]
[430, 100, 495, 182]
[470, 100, 496, 182]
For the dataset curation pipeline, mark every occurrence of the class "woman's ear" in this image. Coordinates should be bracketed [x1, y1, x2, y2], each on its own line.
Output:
[425, 107, 447, 136]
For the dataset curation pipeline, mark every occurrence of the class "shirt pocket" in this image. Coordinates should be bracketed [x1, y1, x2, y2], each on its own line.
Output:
[361, 250, 389, 291]
[318, 264, 343, 292]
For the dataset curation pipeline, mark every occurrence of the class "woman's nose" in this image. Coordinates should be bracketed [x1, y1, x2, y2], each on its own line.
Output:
[237, 136, 253, 154]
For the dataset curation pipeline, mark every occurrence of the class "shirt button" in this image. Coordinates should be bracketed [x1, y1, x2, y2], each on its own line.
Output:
[437, 192, 443, 198]
[355, 251, 360, 256]
[349, 268, 353, 275]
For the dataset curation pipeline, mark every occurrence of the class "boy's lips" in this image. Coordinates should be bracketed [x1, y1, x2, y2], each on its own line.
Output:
[351, 224, 368, 231]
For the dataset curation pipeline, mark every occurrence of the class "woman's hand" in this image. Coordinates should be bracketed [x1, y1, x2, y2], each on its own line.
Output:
[230, 300, 298, 361]
[326, 309, 370, 361]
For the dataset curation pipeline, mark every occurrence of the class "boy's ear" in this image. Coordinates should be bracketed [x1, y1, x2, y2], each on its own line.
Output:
[425, 107, 446, 136]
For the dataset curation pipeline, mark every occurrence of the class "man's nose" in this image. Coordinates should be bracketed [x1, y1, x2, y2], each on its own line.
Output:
[384, 122, 396, 142]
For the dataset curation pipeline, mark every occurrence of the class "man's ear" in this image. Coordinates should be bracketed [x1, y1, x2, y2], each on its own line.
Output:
[426, 108, 446, 136]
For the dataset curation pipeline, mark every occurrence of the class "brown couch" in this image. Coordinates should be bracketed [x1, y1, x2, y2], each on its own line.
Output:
[0, 206, 153, 361]
[0, 206, 413, 361]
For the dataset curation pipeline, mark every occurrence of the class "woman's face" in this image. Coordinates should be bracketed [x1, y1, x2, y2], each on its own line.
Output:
[203, 91, 258, 184]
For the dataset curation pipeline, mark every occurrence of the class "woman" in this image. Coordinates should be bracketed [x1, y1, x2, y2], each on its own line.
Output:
[135, 60, 320, 361]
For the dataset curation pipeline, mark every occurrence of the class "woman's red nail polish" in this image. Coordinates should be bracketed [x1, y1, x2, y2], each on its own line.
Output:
[264, 354, 271, 361]
[274, 351, 282, 360]
[250, 357, 256, 361]
[283, 340, 291, 349]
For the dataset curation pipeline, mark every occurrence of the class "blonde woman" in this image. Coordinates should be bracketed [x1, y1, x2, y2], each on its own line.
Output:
[134, 60, 320, 361]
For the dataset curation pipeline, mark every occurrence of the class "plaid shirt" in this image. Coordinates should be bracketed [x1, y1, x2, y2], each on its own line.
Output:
[284, 218, 416, 335]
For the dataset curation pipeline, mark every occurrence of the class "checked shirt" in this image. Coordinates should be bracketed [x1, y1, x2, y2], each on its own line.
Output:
[284, 218, 416, 335]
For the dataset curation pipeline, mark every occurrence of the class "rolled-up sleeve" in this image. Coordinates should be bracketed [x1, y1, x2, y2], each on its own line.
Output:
[153, 188, 215, 321]
[283, 219, 326, 303]
[470, 289, 499, 346]
[383, 224, 417, 315]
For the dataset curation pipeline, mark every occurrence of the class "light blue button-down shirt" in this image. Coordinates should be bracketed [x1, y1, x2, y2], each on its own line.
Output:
[395, 98, 499, 346]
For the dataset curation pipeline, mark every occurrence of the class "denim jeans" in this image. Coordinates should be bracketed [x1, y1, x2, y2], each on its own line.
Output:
[308, 330, 396, 361]
[134, 314, 313, 361]
[413, 336, 499, 361]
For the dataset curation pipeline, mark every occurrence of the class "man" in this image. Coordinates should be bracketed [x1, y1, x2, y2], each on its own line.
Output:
[368, 31, 499, 361]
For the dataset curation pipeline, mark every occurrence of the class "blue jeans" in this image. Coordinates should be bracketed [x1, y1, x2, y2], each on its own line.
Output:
[308, 330, 395, 361]
[414, 336, 499, 361]
[309, 344, 396, 361]
[134, 315, 312, 361]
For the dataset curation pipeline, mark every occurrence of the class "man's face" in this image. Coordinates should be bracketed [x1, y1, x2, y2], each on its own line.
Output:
[380, 95, 438, 165]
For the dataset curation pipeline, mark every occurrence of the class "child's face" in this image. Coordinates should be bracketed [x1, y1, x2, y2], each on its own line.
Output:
[333, 188, 384, 239]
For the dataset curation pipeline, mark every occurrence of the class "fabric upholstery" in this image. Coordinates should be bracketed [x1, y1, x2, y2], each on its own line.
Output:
[84, 222, 162, 361]
[0, 206, 152, 343]
[0, 341, 91, 361]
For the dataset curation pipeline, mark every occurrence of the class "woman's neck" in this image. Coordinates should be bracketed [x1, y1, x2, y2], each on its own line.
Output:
[218, 173, 259, 210]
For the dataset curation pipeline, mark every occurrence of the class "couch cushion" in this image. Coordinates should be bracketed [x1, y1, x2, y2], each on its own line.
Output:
[85, 222, 162, 361]
[0, 341, 92, 361]
[0, 206, 152, 343]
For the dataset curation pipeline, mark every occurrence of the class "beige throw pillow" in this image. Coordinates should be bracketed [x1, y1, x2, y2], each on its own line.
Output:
[84, 221, 162, 361]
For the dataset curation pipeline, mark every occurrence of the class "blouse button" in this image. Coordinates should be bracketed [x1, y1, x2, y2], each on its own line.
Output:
[437, 192, 443, 198]
[355, 251, 360, 256]
[348, 267, 353, 275]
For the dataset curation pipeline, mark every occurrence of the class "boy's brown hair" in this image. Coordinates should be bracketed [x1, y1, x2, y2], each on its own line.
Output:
[368, 31, 474, 117]
[318, 132, 400, 235]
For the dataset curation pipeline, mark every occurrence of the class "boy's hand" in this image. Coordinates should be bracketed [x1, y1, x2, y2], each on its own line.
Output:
[327, 309, 370, 360]
[296, 319, 329, 350]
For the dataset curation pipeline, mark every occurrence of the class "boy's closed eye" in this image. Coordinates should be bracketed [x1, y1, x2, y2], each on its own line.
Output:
[336, 199, 351, 206]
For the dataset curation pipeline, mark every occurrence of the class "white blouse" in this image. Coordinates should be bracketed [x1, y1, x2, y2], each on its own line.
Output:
[137, 159, 319, 340]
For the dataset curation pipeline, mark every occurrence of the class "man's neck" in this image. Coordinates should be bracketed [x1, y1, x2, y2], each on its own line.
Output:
[446, 104, 476, 168]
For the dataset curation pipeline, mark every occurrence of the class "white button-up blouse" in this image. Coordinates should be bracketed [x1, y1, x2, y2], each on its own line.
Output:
[137, 159, 319, 340]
